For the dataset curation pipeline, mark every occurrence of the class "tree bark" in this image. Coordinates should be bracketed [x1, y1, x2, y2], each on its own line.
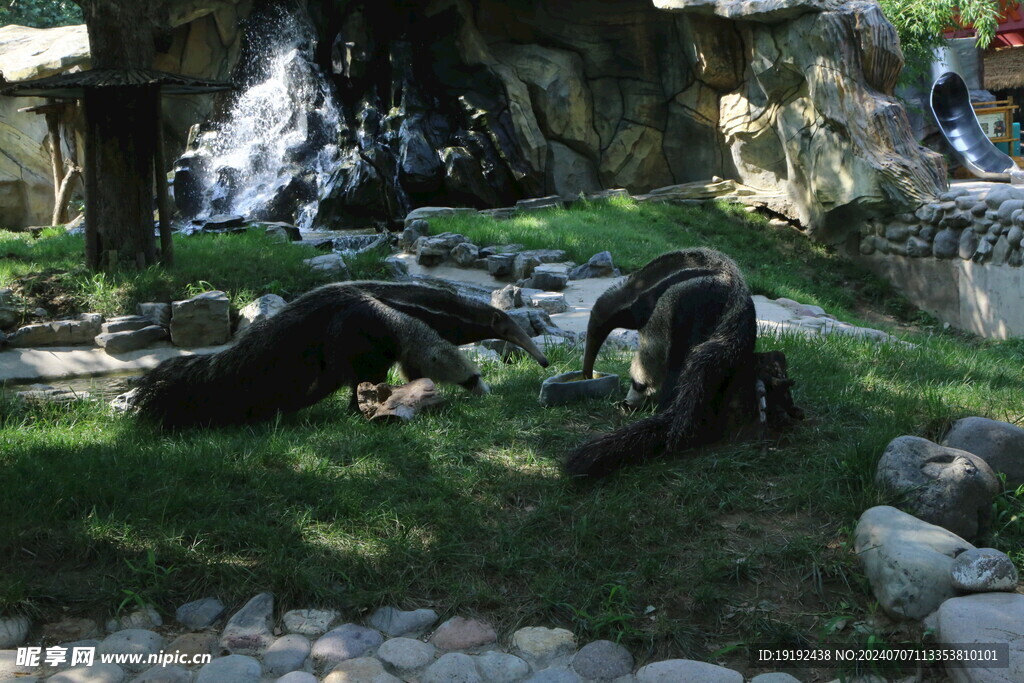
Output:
[83, 85, 158, 270]
[75, 0, 166, 270]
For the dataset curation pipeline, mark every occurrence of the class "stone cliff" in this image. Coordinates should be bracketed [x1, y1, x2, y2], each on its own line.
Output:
[0, 0, 946, 242]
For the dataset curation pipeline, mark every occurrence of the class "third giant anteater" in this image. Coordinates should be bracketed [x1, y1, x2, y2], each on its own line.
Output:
[567, 248, 802, 477]
[131, 283, 490, 428]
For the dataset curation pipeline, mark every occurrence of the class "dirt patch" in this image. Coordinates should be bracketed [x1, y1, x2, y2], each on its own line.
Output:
[7, 269, 84, 319]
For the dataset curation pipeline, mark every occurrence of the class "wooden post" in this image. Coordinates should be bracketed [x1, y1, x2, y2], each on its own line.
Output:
[153, 92, 174, 267]
[44, 108, 66, 223]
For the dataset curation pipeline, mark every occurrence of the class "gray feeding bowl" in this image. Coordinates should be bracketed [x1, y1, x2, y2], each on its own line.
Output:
[539, 370, 620, 406]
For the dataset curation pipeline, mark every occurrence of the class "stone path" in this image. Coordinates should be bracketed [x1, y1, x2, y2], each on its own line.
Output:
[0, 597, 810, 683]
[393, 253, 904, 342]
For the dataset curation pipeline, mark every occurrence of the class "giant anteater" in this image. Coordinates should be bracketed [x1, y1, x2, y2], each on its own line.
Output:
[131, 283, 489, 428]
[567, 248, 802, 477]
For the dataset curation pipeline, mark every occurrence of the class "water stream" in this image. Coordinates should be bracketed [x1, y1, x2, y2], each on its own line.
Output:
[187, 11, 341, 230]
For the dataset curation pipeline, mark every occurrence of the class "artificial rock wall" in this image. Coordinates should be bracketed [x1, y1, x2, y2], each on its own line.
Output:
[1, 0, 945, 242]
[302, 0, 946, 237]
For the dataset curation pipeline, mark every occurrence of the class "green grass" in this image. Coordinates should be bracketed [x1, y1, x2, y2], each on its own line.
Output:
[1, 200, 1022, 676]
[0, 228, 340, 318]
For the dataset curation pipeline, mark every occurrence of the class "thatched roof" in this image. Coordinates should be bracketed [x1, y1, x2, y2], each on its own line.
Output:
[984, 47, 1024, 90]
[0, 67, 233, 98]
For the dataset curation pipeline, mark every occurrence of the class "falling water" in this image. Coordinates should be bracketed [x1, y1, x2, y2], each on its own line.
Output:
[194, 12, 340, 230]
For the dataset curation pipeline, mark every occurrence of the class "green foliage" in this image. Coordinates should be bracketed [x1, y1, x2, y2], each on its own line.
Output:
[0, 0, 82, 28]
[878, 0, 1003, 80]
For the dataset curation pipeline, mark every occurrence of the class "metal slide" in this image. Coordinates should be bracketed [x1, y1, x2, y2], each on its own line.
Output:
[930, 70, 1023, 182]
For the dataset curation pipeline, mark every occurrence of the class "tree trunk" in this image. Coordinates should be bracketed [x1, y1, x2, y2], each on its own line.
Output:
[76, 0, 165, 271]
[83, 85, 158, 270]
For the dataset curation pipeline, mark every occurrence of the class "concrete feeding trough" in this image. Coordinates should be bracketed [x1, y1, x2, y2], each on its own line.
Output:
[538, 370, 619, 407]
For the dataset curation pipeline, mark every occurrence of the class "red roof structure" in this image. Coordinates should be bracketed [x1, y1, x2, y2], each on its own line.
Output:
[947, 1, 1024, 48]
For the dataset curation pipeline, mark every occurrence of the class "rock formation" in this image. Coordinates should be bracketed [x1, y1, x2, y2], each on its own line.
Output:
[1, 0, 945, 241]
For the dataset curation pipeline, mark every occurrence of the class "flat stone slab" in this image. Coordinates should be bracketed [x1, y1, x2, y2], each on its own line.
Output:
[0, 344, 228, 384]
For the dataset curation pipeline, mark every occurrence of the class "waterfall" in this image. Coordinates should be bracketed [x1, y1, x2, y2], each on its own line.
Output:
[182, 11, 340, 231]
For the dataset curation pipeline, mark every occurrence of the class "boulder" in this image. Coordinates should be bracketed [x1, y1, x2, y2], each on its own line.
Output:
[942, 417, 1024, 488]
[514, 249, 569, 280]
[529, 291, 570, 314]
[96, 325, 169, 354]
[875, 436, 1000, 540]
[220, 592, 275, 656]
[526, 263, 570, 291]
[137, 302, 171, 328]
[937, 593, 1024, 683]
[854, 505, 974, 620]
[399, 219, 429, 252]
[569, 251, 617, 279]
[486, 253, 518, 278]
[170, 291, 231, 348]
[491, 284, 524, 311]
[236, 294, 287, 335]
[304, 253, 348, 274]
[451, 242, 480, 267]
[101, 316, 152, 335]
[6, 313, 103, 347]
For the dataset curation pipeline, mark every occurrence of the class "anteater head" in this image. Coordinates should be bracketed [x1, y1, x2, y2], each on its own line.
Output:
[490, 310, 549, 368]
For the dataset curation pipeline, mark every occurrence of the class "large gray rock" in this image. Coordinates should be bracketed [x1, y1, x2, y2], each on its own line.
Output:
[635, 658, 742, 682]
[571, 640, 633, 680]
[170, 291, 231, 348]
[421, 652, 482, 683]
[513, 249, 569, 280]
[366, 606, 438, 637]
[526, 263, 570, 291]
[875, 436, 1000, 540]
[569, 252, 616, 279]
[96, 325, 169, 354]
[491, 284, 524, 311]
[376, 637, 436, 676]
[512, 626, 576, 668]
[101, 316, 152, 335]
[311, 624, 383, 670]
[283, 608, 338, 637]
[6, 313, 103, 347]
[236, 294, 286, 335]
[473, 652, 531, 682]
[0, 616, 29, 648]
[137, 303, 171, 328]
[943, 417, 1024, 488]
[195, 654, 262, 683]
[97, 629, 165, 673]
[854, 506, 974, 620]
[486, 253, 518, 278]
[219, 592, 274, 656]
[937, 593, 1024, 683]
[263, 633, 311, 677]
[175, 597, 226, 630]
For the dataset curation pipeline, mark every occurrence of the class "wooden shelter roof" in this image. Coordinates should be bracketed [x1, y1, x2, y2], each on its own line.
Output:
[984, 47, 1024, 90]
[0, 67, 232, 98]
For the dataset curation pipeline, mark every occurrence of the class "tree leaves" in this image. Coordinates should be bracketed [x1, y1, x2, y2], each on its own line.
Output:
[0, 0, 82, 28]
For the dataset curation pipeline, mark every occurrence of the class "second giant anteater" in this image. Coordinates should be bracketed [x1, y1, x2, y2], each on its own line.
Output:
[131, 283, 489, 428]
[567, 248, 802, 477]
